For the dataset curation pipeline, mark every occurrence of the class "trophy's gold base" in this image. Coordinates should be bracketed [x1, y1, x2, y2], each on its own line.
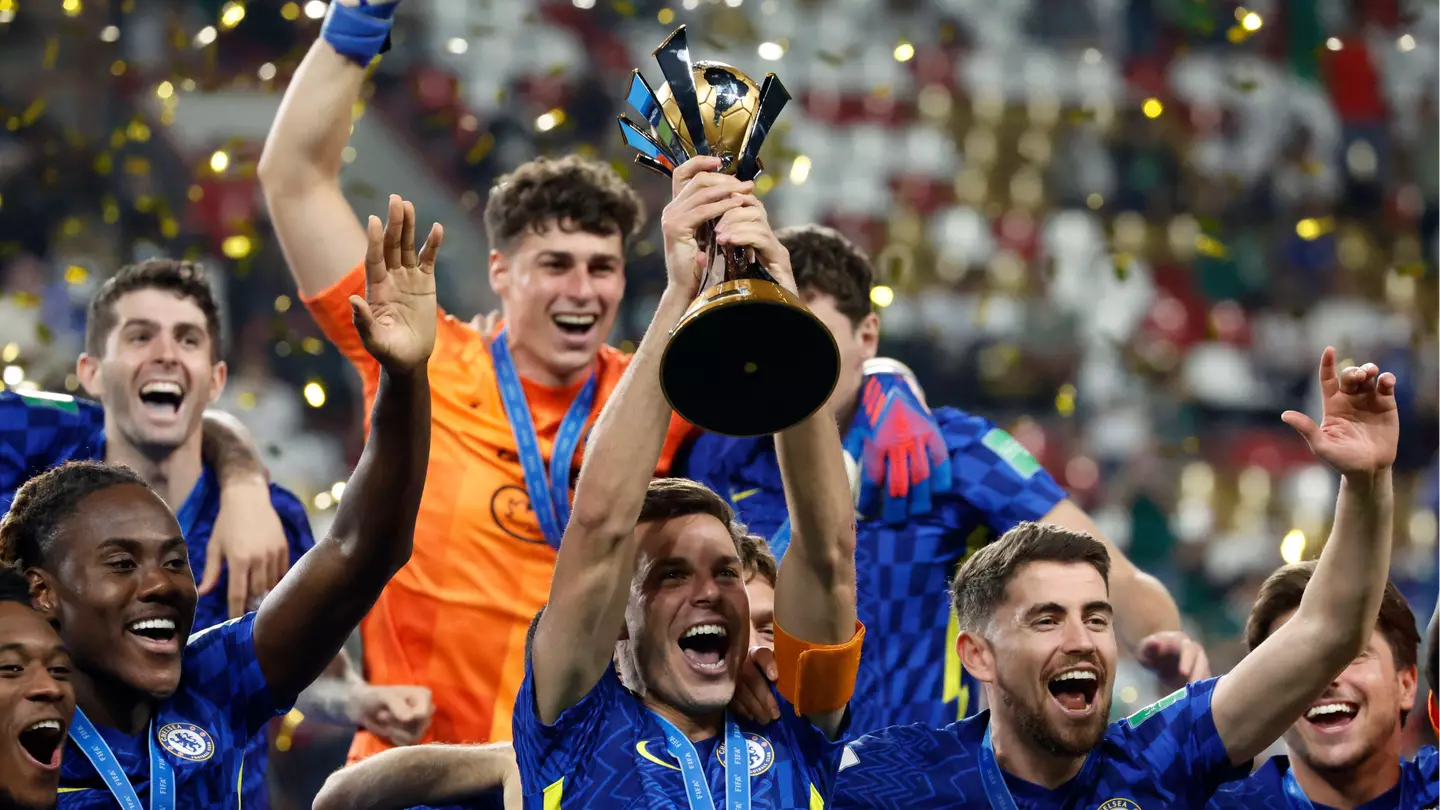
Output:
[660, 279, 841, 437]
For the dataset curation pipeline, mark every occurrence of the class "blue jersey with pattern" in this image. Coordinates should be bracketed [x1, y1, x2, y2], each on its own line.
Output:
[0, 391, 315, 808]
[56, 613, 292, 808]
[513, 662, 848, 808]
[679, 407, 1067, 734]
[1207, 746, 1438, 810]
[832, 678, 1250, 809]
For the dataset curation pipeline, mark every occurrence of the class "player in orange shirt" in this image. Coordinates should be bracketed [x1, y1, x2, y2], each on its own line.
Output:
[257, 0, 692, 760]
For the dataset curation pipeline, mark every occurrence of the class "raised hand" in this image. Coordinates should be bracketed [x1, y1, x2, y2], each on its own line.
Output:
[661, 156, 753, 297]
[852, 360, 952, 524]
[730, 646, 781, 724]
[713, 192, 794, 294]
[1281, 347, 1398, 477]
[1135, 630, 1212, 692]
[353, 194, 442, 373]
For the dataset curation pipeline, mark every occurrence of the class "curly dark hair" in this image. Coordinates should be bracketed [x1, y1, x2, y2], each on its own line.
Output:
[0, 461, 150, 570]
[0, 565, 31, 606]
[775, 225, 874, 327]
[950, 521, 1110, 636]
[484, 156, 645, 253]
[85, 258, 224, 362]
[738, 533, 778, 587]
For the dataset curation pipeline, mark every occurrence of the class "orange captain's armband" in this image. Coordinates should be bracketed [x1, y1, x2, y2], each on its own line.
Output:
[772, 621, 865, 714]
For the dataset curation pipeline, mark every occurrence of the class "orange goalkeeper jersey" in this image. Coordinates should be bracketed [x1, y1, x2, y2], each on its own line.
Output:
[304, 264, 695, 760]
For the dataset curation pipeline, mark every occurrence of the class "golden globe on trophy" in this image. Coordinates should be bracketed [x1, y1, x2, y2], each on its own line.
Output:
[617, 26, 840, 437]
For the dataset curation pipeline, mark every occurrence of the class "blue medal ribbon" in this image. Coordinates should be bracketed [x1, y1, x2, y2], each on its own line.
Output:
[68, 708, 175, 810]
[651, 711, 750, 810]
[978, 726, 1021, 810]
[489, 327, 598, 549]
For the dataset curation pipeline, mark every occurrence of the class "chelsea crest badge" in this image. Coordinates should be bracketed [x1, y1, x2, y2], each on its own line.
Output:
[157, 723, 215, 762]
[715, 732, 775, 777]
[1096, 801, 1141, 810]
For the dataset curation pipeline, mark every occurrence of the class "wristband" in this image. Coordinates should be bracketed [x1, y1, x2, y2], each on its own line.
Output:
[773, 620, 864, 715]
[322, 2, 397, 67]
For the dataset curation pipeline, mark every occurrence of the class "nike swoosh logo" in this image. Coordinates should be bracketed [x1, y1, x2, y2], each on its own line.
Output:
[636, 740, 681, 771]
[730, 488, 760, 503]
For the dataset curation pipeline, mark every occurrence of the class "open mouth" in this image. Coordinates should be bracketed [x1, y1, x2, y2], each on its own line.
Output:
[1305, 701, 1359, 731]
[138, 381, 185, 415]
[677, 623, 730, 673]
[17, 719, 64, 769]
[552, 314, 598, 337]
[127, 618, 179, 653]
[1046, 668, 1100, 713]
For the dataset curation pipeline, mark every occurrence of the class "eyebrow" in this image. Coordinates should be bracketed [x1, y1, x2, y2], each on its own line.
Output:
[0, 641, 67, 656]
[96, 537, 187, 554]
[1023, 601, 1114, 620]
[536, 250, 622, 264]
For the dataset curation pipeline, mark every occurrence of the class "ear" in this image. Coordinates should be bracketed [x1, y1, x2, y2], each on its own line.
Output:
[76, 353, 103, 399]
[1398, 663, 1418, 714]
[856, 312, 880, 361]
[207, 360, 228, 404]
[488, 249, 510, 298]
[26, 568, 55, 618]
[958, 629, 996, 685]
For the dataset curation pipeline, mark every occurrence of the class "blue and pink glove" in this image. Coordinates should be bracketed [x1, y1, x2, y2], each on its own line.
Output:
[849, 358, 952, 524]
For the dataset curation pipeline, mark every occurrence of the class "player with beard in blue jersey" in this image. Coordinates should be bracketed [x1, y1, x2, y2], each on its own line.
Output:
[833, 347, 1400, 809]
[1208, 568, 1436, 810]
[513, 157, 861, 809]
[677, 225, 1207, 735]
[0, 197, 436, 808]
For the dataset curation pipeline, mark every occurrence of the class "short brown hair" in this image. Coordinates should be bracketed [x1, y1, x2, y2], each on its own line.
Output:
[85, 259, 223, 361]
[738, 534, 778, 586]
[637, 478, 747, 554]
[950, 522, 1111, 635]
[776, 225, 873, 327]
[1247, 562, 1420, 677]
[484, 156, 644, 253]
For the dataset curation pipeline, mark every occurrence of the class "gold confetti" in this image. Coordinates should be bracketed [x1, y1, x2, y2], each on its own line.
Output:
[60, 217, 82, 237]
[64, 265, 88, 285]
[274, 295, 292, 313]
[219, 1, 245, 30]
[2, 344, 19, 363]
[159, 214, 179, 239]
[1141, 98, 1163, 118]
[1194, 234, 1229, 259]
[43, 37, 58, 70]
[135, 195, 155, 212]
[62, 0, 80, 17]
[657, 7, 674, 24]
[64, 374, 79, 392]
[611, 0, 636, 15]
[1055, 383, 1076, 417]
[222, 235, 253, 259]
[238, 391, 257, 410]
[893, 42, 915, 62]
[303, 381, 326, 408]
[465, 133, 495, 164]
[302, 337, 324, 355]
[280, 2, 299, 21]
[124, 156, 150, 176]
[110, 60, 126, 77]
[187, 184, 204, 202]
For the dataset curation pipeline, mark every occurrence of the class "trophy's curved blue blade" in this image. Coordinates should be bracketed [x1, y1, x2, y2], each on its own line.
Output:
[634, 154, 674, 178]
[734, 73, 790, 182]
[627, 72, 686, 163]
[617, 116, 676, 172]
[652, 26, 712, 157]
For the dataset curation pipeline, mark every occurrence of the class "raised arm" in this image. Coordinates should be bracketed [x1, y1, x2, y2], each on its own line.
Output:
[257, 0, 394, 297]
[313, 742, 519, 810]
[1211, 347, 1398, 764]
[530, 157, 748, 724]
[253, 196, 440, 702]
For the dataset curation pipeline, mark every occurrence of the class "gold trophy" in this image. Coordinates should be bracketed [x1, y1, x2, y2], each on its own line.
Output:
[618, 26, 840, 437]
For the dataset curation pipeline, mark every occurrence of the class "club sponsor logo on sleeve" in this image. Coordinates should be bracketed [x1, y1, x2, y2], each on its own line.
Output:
[980, 428, 1041, 479]
[1125, 687, 1186, 729]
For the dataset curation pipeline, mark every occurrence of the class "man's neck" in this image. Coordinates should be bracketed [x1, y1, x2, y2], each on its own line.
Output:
[103, 429, 203, 510]
[73, 667, 153, 737]
[505, 332, 592, 388]
[1288, 739, 1402, 810]
[834, 388, 859, 434]
[642, 695, 724, 742]
[988, 713, 1088, 790]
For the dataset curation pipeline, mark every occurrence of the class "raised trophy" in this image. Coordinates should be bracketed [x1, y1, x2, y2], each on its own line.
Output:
[618, 26, 840, 437]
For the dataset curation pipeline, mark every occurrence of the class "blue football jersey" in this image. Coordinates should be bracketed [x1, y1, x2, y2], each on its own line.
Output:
[1208, 746, 1438, 810]
[56, 613, 291, 808]
[513, 662, 848, 808]
[832, 678, 1250, 809]
[679, 407, 1066, 734]
[0, 391, 316, 808]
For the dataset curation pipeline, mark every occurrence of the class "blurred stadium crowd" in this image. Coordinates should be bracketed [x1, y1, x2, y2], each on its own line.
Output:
[0, 0, 1436, 805]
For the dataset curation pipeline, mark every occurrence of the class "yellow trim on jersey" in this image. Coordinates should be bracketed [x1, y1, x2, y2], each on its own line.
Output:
[944, 525, 989, 720]
[543, 776, 565, 810]
[56, 787, 91, 793]
[810, 783, 825, 809]
[237, 758, 244, 806]
[730, 488, 761, 503]
[636, 740, 682, 771]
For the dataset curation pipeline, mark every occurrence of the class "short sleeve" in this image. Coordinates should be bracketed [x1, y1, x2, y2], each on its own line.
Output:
[0, 391, 106, 512]
[511, 660, 621, 793]
[182, 612, 287, 741]
[1112, 677, 1251, 804]
[300, 263, 382, 406]
[778, 692, 850, 803]
[832, 724, 952, 810]
[268, 484, 317, 566]
[938, 409, 1067, 532]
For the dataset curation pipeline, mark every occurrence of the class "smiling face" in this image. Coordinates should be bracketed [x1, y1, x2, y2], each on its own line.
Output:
[1275, 608, 1416, 774]
[621, 513, 749, 717]
[746, 574, 775, 650]
[966, 560, 1117, 757]
[489, 222, 625, 386]
[78, 288, 226, 456]
[35, 484, 196, 701]
[0, 602, 73, 810]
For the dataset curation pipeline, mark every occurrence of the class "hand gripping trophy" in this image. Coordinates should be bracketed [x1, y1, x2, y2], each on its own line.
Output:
[618, 26, 840, 437]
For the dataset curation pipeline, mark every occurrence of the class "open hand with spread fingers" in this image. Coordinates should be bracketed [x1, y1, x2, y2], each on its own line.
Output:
[353, 194, 442, 373]
[1281, 347, 1398, 477]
